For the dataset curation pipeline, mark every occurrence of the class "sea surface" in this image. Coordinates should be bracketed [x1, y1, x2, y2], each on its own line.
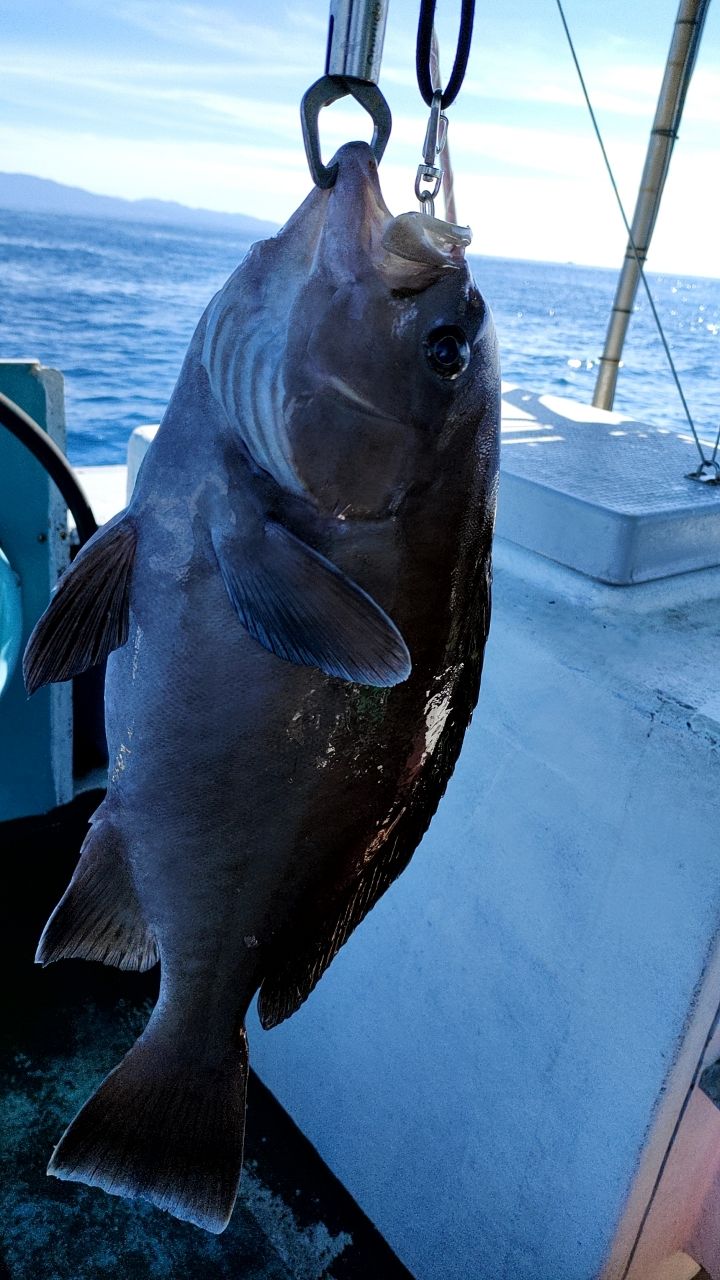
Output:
[1, 207, 718, 466]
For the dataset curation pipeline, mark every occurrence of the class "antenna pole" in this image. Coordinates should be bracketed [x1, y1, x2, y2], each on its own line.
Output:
[592, 0, 711, 411]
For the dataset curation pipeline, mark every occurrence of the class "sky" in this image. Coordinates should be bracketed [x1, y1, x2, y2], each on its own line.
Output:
[1, 0, 718, 274]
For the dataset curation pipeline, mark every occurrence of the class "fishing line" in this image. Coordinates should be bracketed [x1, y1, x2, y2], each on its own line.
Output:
[555, 0, 719, 475]
[416, 0, 476, 107]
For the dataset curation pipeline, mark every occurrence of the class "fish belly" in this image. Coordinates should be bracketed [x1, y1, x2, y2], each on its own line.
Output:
[103, 558, 428, 1020]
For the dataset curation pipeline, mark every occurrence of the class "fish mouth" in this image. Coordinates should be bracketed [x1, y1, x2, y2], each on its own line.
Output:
[379, 211, 471, 290]
[320, 141, 472, 287]
[381, 211, 472, 266]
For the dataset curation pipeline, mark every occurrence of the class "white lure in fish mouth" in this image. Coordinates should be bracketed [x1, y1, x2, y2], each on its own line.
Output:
[378, 211, 472, 290]
[382, 211, 472, 265]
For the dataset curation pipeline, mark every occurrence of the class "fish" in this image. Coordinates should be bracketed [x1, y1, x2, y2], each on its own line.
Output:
[24, 140, 500, 1233]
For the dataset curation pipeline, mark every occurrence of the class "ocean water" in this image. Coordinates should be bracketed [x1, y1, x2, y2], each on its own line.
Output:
[0, 207, 718, 466]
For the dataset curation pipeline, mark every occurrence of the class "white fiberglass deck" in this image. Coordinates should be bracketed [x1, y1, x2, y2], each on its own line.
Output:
[498, 384, 720, 583]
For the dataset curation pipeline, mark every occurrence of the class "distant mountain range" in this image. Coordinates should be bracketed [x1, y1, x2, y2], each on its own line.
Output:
[0, 172, 278, 236]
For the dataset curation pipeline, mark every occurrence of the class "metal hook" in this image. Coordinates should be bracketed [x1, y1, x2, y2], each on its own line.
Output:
[415, 88, 447, 216]
[422, 88, 447, 168]
[301, 74, 392, 189]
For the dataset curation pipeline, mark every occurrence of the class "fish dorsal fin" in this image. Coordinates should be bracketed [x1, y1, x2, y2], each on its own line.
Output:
[36, 811, 158, 972]
[212, 519, 411, 687]
[24, 513, 136, 695]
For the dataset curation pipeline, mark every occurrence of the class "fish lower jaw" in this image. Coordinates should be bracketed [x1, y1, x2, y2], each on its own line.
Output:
[322, 500, 399, 526]
[281, 465, 404, 524]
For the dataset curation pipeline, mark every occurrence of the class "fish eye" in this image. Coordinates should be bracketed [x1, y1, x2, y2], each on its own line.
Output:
[424, 326, 471, 379]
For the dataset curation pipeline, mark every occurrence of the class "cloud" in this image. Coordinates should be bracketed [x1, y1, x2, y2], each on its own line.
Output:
[1, 0, 718, 278]
[0, 122, 311, 214]
[113, 0, 323, 63]
[383, 32, 720, 129]
[0, 41, 680, 190]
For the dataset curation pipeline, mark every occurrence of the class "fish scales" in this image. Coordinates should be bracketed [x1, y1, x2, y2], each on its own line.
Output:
[24, 143, 500, 1232]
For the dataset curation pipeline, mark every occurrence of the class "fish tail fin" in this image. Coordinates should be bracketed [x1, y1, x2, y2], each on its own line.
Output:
[48, 1019, 249, 1234]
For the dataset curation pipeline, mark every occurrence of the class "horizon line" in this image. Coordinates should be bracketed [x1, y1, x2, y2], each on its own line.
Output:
[1, 168, 718, 284]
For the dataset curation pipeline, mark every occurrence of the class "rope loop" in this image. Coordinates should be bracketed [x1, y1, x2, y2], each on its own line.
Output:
[416, 0, 476, 108]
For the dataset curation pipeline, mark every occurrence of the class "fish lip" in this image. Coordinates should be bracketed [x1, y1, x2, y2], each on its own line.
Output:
[381, 212, 472, 270]
[323, 143, 471, 277]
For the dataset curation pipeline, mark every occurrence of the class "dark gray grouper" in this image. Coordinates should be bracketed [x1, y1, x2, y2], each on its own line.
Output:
[24, 142, 500, 1232]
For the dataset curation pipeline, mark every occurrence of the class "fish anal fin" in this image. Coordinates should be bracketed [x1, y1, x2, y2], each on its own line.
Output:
[212, 518, 411, 688]
[36, 815, 158, 972]
[48, 1019, 249, 1233]
[24, 513, 136, 695]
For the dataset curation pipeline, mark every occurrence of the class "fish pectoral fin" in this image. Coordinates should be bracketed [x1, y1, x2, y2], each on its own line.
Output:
[212, 518, 411, 687]
[36, 813, 158, 972]
[24, 511, 136, 695]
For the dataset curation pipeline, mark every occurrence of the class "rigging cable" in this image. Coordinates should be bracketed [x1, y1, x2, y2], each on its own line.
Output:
[555, 0, 720, 478]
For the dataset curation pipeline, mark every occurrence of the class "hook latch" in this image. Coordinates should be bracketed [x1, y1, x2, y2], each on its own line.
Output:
[414, 88, 448, 216]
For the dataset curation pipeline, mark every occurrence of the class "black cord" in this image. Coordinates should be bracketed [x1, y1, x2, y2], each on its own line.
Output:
[0, 391, 98, 546]
[416, 0, 476, 107]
